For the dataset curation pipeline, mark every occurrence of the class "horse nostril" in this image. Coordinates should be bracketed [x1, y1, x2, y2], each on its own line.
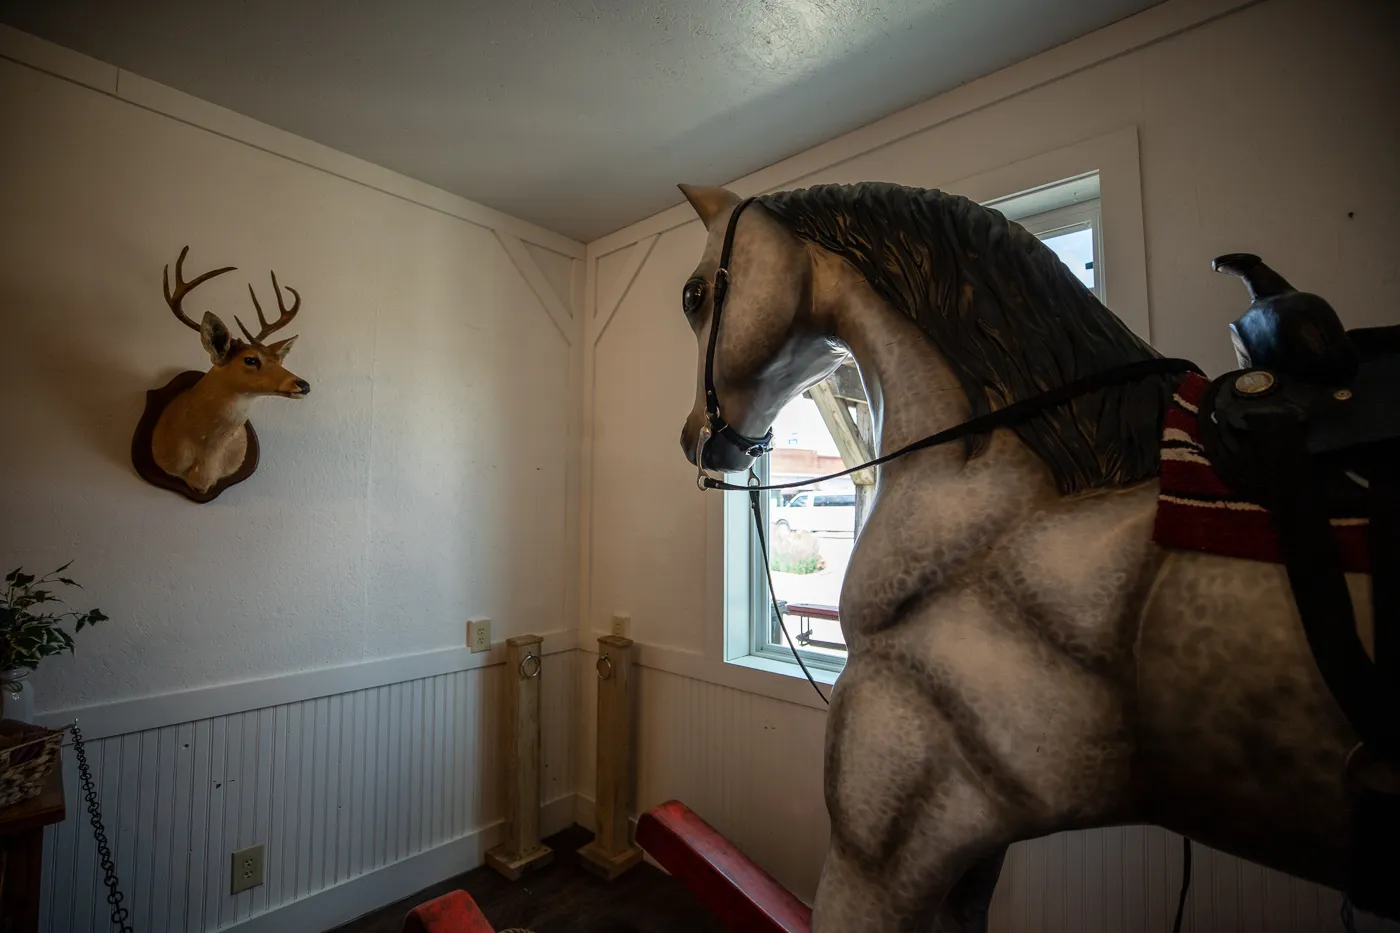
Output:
[295, 380, 311, 394]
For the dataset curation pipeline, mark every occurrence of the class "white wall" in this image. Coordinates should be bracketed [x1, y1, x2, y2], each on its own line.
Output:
[580, 0, 1400, 928]
[0, 49, 583, 709]
[41, 651, 577, 933]
[0, 28, 586, 932]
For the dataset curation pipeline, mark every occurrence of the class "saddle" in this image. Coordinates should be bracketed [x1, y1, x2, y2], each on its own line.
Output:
[1202, 253, 1400, 919]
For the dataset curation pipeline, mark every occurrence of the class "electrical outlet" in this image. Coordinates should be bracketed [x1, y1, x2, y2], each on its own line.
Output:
[231, 843, 264, 895]
[611, 612, 631, 638]
[468, 618, 491, 653]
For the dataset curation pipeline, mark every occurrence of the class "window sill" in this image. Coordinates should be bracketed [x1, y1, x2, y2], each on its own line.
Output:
[727, 652, 841, 687]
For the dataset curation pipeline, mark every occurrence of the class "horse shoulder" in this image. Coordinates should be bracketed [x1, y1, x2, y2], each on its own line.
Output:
[986, 480, 1165, 677]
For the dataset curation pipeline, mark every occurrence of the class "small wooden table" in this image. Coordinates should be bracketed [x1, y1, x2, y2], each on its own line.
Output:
[0, 764, 65, 933]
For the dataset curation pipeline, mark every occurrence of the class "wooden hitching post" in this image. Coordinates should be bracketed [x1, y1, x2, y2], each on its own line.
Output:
[486, 634, 554, 879]
[578, 634, 643, 879]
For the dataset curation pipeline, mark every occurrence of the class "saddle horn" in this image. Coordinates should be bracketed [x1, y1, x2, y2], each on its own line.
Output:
[1213, 252, 1358, 385]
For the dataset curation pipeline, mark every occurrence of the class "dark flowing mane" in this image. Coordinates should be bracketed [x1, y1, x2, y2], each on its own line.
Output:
[756, 182, 1171, 494]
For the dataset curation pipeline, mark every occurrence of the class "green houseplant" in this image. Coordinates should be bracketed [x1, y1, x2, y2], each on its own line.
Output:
[1, 562, 109, 718]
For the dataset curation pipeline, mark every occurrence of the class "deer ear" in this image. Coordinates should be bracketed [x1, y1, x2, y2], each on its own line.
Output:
[678, 184, 741, 228]
[200, 312, 233, 363]
[265, 335, 298, 361]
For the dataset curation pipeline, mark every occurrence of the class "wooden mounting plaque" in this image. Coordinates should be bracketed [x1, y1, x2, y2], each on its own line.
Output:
[130, 370, 259, 503]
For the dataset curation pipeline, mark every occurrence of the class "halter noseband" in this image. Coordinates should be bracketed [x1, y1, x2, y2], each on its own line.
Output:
[698, 197, 774, 467]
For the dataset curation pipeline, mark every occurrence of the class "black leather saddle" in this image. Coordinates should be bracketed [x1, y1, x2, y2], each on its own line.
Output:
[1201, 253, 1400, 920]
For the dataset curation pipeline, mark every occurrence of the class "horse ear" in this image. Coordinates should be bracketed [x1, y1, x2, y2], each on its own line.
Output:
[678, 184, 740, 228]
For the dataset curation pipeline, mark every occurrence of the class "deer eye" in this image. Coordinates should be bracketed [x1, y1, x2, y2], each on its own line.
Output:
[243, 356, 259, 367]
[681, 278, 707, 315]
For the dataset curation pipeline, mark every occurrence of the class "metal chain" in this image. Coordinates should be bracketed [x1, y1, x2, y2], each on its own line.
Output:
[70, 722, 134, 933]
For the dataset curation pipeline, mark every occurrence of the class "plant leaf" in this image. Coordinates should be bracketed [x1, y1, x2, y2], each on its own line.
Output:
[57, 577, 80, 588]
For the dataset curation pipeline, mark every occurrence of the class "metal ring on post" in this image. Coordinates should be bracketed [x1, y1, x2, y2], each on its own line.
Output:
[596, 653, 614, 680]
[519, 651, 541, 679]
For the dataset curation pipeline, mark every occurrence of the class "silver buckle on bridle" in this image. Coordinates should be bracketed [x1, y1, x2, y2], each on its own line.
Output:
[694, 423, 714, 490]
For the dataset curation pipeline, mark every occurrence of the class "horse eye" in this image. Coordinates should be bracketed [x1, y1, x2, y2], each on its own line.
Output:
[682, 278, 707, 315]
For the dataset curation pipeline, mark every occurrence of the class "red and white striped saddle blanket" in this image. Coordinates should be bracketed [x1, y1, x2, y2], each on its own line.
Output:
[1151, 372, 1370, 573]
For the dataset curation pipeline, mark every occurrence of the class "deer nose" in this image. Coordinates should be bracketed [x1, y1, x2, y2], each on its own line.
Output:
[295, 379, 311, 395]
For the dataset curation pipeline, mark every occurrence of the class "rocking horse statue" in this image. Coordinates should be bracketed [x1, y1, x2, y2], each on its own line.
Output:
[657, 182, 1399, 931]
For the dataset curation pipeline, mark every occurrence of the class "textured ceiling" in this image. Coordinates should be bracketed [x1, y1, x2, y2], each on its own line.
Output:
[1, 0, 1163, 241]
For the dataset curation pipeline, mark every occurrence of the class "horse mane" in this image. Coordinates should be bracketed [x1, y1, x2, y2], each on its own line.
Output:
[756, 182, 1172, 494]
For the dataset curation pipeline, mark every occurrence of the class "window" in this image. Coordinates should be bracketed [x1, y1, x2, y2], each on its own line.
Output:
[1013, 199, 1103, 301]
[731, 174, 1105, 676]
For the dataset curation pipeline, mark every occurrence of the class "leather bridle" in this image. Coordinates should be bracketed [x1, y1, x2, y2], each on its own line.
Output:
[695, 197, 773, 472]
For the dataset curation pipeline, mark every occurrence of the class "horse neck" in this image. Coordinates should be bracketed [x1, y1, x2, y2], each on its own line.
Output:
[821, 258, 1054, 494]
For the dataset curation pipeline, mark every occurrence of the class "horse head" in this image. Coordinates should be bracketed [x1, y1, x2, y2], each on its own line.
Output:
[675, 184, 850, 474]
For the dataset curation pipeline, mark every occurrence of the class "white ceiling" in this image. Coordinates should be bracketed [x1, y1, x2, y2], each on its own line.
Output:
[1, 0, 1163, 242]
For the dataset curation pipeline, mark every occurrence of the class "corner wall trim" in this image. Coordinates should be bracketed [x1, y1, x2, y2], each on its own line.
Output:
[497, 231, 576, 345]
[36, 631, 580, 741]
[593, 235, 659, 346]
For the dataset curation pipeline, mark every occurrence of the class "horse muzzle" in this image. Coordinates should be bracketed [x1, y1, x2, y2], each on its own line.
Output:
[683, 417, 769, 476]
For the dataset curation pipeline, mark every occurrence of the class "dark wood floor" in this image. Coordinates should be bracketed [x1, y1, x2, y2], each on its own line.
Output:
[327, 825, 727, 933]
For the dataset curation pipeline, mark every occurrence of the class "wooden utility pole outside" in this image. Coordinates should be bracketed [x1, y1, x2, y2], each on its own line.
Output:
[806, 361, 876, 535]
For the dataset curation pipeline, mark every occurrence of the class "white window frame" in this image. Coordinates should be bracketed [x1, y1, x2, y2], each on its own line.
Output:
[1013, 199, 1104, 303]
[719, 128, 1149, 686]
[746, 477, 851, 673]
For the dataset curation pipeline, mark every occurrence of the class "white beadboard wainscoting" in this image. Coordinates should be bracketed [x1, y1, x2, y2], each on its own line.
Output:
[35, 640, 579, 933]
[575, 641, 1399, 933]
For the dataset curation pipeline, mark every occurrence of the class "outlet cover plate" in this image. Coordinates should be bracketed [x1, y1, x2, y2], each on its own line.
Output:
[231, 843, 264, 895]
[468, 618, 491, 653]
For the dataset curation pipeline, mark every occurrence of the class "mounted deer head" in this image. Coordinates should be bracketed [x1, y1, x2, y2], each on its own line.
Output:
[134, 246, 312, 500]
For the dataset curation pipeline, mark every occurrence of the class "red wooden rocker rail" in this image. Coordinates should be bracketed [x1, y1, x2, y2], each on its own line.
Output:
[401, 801, 810, 933]
[401, 890, 496, 933]
[636, 799, 813, 933]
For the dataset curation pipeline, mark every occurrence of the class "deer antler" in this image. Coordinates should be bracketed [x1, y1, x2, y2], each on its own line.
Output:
[236, 271, 301, 345]
[163, 246, 237, 331]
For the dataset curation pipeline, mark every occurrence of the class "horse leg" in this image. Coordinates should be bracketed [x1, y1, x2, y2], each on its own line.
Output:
[811, 673, 1020, 933]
